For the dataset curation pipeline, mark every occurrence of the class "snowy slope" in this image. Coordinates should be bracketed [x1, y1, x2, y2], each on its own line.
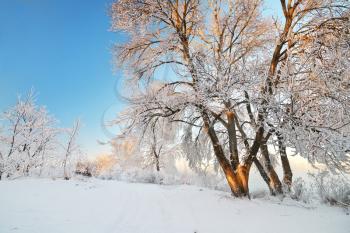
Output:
[0, 179, 349, 233]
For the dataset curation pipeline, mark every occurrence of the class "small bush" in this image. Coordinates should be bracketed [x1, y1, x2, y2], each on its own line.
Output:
[309, 171, 350, 208]
[290, 177, 312, 203]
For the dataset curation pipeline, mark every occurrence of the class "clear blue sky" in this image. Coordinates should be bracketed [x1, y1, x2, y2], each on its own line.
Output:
[0, 0, 124, 156]
[0, 0, 279, 157]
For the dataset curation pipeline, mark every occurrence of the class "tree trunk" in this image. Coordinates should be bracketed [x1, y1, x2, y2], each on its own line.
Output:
[281, 155, 292, 189]
[276, 134, 293, 189]
[153, 147, 160, 172]
[254, 158, 274, 194]
[236, 164, 250, 196]
[233, 116, 271, 195]
[234, 126, 265, 197]
[202, 114, 246, 197]
[25, 164, 30, 176]
[260, 144, 283, 195]
[155, 157, 160, 172]
[278, 141, 292, 190]
[208, 128, 244, 196]
[226, 111, 239, 170]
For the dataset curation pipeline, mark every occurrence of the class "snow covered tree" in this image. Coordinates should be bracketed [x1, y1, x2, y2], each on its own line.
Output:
[111, 0, 350, 197]
[0, 91, 59, 178]
[62, 119, 81, 180]
[112, 114, 179, 173]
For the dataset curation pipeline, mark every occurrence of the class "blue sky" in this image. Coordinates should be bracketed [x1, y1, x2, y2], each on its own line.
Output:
[0, 0, 279, 156]
[0, 0, 124, 156]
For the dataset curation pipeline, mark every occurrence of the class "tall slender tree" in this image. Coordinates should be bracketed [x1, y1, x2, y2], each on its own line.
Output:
[62, 119, 81, 180]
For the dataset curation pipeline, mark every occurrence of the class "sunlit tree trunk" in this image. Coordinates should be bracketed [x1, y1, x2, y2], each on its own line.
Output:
[236, 164, 250, 196]
[233, 116, 272, 196]
[202, 113, 246, 197]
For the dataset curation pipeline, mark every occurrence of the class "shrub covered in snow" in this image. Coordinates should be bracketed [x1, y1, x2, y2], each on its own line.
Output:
[290, 177, 313, 203]
[288, 172, 350, 208]
[309, 172, 350, 208]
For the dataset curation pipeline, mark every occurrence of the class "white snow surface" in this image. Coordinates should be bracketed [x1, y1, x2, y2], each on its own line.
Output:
[0, 179, 349, 233]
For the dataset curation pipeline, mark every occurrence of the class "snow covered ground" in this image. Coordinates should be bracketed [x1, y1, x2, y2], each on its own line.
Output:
[0, 179, 349, 233]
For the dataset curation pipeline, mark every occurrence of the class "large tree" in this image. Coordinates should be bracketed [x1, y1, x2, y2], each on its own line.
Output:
[111, 0, 350, 197]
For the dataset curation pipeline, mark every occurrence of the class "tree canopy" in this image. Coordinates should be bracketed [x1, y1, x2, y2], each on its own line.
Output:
[111, 0, 350, 197]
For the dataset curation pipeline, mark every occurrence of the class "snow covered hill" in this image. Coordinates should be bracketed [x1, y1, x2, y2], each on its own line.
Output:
[0, 179, 349, 233]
